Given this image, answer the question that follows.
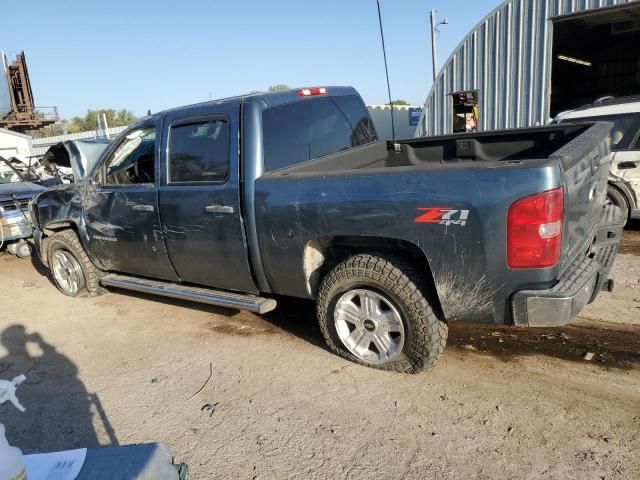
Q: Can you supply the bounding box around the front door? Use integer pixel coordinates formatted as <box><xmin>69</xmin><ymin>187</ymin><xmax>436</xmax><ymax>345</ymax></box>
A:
<box><xmin>158</xmin><ymin>104</ymin><xmax>257</xmax><ymax>293</ymax></box>
<box><xmin>84</xmin><ymin>121</ymin><xmax>178</xmax><ymax>281</ymax></box>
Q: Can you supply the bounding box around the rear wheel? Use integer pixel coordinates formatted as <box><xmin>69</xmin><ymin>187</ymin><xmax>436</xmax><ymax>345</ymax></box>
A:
<box><xmin>606</xmin><ymin>185</ymin><xmax>629</xmax><ymax>225</ymax></box>
<box><xmin>317</xmin><ymin>254</ymin><xmax>447</xmax><ymax>374</ymax></box>
<box><xmin>47</xmin><ymin>230</ymin><xmax>104</xmax><ymax>297</ymax></box>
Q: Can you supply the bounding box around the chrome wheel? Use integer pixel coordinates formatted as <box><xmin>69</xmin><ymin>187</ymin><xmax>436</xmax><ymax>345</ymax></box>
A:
<box><xmin>51</xmin><ymin>250</ymin><xmax>85</xmax><ymax>295</ymax></box>
<box><xmin>334</xmin><ymin>289</ymin><xmax>405</xmax><ymax>364</ymax></box>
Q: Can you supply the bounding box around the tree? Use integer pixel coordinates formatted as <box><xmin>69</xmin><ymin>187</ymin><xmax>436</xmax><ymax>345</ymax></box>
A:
<box><xmin>391</xmin><ymin>99</ymin><xmax>409</xmax><ymax>106</ymax></box>
<box><xmin>29</xmin><ymin>121</ymin><xmax>68</xmax><ymax>139</ymax></box>
<box><xmin>67</xmin><ymin>109</ymin><xmax>137</xmax><ymax>134</ymax></box>
<box><xmin>268</xmin><ymin>84</ymin><xmax>291</xmax><ymax>92</ymax></box>
<box><xmin>28</xmin><ymin>113</ymin><xmax>69</xmax><ymax>138</ymax></box>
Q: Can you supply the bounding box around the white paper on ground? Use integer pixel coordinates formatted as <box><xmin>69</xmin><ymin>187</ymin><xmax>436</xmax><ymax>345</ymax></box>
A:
<box><xmin>24</xmin><ymin>448</ymin><xmax>87</xmax><ymax>480</ymax></box>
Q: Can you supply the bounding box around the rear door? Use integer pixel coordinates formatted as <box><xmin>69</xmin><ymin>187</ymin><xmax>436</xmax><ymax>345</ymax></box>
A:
<box><xmin>158</xmin><ymin>103</ymin><xmax>257</xmax><ymax>293</ymax></box>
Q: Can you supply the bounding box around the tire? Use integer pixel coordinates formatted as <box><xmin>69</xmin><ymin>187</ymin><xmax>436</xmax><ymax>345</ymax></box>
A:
<box><xmin>47</xmin><ymin>229</ymin><xmax>105</xmax><ymax>297</ymax></box>
<box><xmin>607</xmin><ymin>185</ymin><xmax>629</xmax><ymax>225</ymax></box>
<box><xmin>15</xmin><ymin>241</ymin><xmax>32</xmax><ymax>259</ymax></box>
<box><xmin>317</xmin><ymin>254</ymin><xmax>448</xmax><ymax>374</ymax></box>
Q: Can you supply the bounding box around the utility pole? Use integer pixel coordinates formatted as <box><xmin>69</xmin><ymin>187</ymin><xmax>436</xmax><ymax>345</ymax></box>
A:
<box><xmin>430</xmin><ymin>10</ymin><xmax>448</xmax><ymax>82</ymax></box>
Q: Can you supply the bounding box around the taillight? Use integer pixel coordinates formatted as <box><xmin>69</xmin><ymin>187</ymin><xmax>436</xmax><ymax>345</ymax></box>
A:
<box><xmin>507</xmin><ymin>187</ymin><xmax>564</xmax><ymax>269</ymax></box>
<box><xmin>297</xmin><ymin>87</ymin><xmax>327</xmax><ymax>97</ymax></box>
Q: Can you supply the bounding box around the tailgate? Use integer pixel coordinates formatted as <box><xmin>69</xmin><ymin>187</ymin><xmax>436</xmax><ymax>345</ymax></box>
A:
<box><xmin>549</xmin><ymin>122</ymin><xmax>614</xmax><ymax>269</ymax></box>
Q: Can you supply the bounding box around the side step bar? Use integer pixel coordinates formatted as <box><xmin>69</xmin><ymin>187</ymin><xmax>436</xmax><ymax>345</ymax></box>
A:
<box><xmin>101</xmin><ymin>274</ymin><xmax>277</xmax><ymax>314</ymax></box>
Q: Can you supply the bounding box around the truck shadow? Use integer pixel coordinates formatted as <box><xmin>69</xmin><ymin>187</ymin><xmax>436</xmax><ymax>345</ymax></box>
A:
<box><xmin>620</xmin><ymin>219</ymin><xmax>640</xmax><ymax>256</ymax></box>
<box><xmin>111</xmin><ymin>290</ymin><xmax>329</xmax><ymax>351</ymax></box>
<box><xmin>29</xmin><ymin>253</ymin><xmax>638</xmax><ymax>371</ymax></box>
<box><xmin>110</xmin><ymin>290</ymin><xmax>640</xmax><ymax>370</ymax></box>
<box><xmin>446</xmin><ymin>320</ymin><xmax>640</xmax><ymax>369</ymax></box>
<box><xmin>28</xmin><ymin>251</ymin><xmax>52</xmax><ymax>278</ymax></box>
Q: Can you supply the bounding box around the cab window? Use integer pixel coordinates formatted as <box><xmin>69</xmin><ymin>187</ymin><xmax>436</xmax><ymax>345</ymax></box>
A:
<box><xmin>168</xmin><ymin>119</ymin><xmax>229</xmax><ymax>183</ymax></box>
<box><xmin>262</xmin><ymin>95</ymin><xmax>378</xmax><ymax>172</ymax></box>
<box><xmin>103</xmin><ymin>127</ymin><xmax>156</xmax><ymax>185</ymax></box>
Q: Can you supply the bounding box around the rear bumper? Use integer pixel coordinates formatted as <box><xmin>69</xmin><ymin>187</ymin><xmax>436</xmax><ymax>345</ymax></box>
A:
<box><xmin>511</xmin><ymin>205</ymin><xmax>624</xmax><ymax>327</ymax></box>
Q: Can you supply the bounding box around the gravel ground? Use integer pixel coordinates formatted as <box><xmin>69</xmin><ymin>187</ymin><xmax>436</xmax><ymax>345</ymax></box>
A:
<box><xmin>0</xmin><ymin>225</ymin><xmax>638</xmax><ymax>479</ymax></box>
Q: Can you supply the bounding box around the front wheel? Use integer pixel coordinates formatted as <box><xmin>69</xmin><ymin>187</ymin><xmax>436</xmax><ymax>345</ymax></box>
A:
<box><xmin>317</xmin><ymin>254</ymin><xmax>448</xmax><ymax>374</ymax></box>
<box><xmin>47</xmin><ymin>230</ymin><xmax>104</xmax><ymax>297</ymax></box>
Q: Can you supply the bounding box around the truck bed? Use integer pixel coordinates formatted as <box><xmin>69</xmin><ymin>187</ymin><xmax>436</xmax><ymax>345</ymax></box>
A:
<box><xmin>266</xmin><ymin>124</ymin><xmax>591</xmax><ymax>176</ymax></box>
<box><xmin>256</xmin><ymin>122</ymin><xmax>615</xmax><ymax>326</ymax></box>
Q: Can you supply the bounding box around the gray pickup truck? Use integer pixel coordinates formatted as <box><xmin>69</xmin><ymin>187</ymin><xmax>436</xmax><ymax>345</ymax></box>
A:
<box><xmin>30</xmin><ymin>87</ymin><xmax>624</xmax><ymax>373</ymax></box>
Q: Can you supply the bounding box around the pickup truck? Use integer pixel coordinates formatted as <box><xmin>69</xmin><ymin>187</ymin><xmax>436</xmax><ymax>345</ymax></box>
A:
<box><xmin>30</xmin><ymin>87</ymin><xmax>624</xmax><ymax>373</ymax></box>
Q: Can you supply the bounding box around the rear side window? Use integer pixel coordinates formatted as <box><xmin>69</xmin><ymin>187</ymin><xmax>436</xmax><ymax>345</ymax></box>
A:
<box><xmin>168</xmin><ymin>119</ymin><xmax>229</xmax><ymax>183</ymax></box>
<box><xmin>263</xmin><ymin>95</ymin><xmax>378</xmax><ymax>172</ymax></box>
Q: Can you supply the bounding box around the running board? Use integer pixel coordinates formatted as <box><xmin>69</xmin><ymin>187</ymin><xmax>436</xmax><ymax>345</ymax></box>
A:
<box><xmin>100</xmin><ymin>274</ymin><xmax>277</xmax><ymax>314</ymax></box>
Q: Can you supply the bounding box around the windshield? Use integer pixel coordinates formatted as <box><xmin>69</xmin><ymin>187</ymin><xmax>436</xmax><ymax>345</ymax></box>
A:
<box><xmin>0</xmin><ymin>159</ymin><xmax>24</xmax><ymax>185</ymax></box>
<box><xmin>563</xmin><ymin>113</ymin><xmax>640</xmax><ymax>151</ymax></box>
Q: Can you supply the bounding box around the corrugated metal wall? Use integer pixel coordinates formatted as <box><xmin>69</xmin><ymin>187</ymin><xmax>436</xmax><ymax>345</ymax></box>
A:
<box><xmin>367</xmin><ymin>105</ymin><xmax>422</xmax><ymax>140</ymax></box>
<box><xmin>416</xmin><ymin>0</ymin><xmax>637</xmax><ymax>137</ymax></box>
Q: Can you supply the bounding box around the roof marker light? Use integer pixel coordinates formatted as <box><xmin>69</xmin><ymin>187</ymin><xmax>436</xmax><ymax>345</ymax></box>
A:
<box><xmin>297</xmin><ymin>87</ymin><xmax>328</xmax><ymax>97</ymax></box>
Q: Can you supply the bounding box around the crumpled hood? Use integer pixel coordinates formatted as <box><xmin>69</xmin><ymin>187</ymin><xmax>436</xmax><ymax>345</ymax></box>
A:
<box><xmin>0</xmin><ymin>181</ymin><xmax>45</xmax><ymax>198</ymax></box>
<box><xmin>42</xmin><ymin>139</ymin><xmax>112</xmax><ymax>180</ymax></box>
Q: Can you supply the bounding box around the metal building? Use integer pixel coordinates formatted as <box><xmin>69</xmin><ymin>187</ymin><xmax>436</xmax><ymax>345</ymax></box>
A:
<box><xmin>417</xmin><ymin>0</ymin><xmax>640</xmax><ymax>136</ymax></box>
<box><xmin>0</xmin><ymin>127</ymin><xmax>32</xmax><ymax>158</ymax></box>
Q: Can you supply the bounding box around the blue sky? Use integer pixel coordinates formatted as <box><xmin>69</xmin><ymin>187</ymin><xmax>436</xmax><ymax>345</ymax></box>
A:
<box><xmin>2</xmin><ymin>0</ymin><xmax>502</xmax><ymax>119</ymax></box>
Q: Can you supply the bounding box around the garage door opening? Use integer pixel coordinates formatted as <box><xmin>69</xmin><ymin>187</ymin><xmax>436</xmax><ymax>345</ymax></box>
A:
<box><xmin>550</xmin><ymin>3</ymin><xmax>640</xmax><ymax>117</ymax></box>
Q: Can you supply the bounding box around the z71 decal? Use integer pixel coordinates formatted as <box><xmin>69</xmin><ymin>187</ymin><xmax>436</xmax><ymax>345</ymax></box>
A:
<box><xmin>415</xmin><ymin>208</ymin><xmax>470</xmax><ymax>227</ymax></box>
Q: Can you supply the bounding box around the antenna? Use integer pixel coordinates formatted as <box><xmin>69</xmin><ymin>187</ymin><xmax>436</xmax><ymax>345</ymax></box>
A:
<box><xmin>376</xmin><ymin>0</ymin><xmax>396</xmax><ymax>141</ymax></box>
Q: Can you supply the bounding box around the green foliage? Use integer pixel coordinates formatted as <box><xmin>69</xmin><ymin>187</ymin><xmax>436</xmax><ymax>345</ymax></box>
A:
<box><xmin>29</xmin><ymin>121</ymin><xmax>68</xmax><ymax>139</ymax></box>
<box><xmin>28</xmin><ymin>109</ymin><xmax>137</xmax><ymax>139</ymax></box>
<box><xmin>391</xmin><ymin>99</ymin><xmax>409</xmax><ymax>106</ymax></box>
<box><xmin>67</xmin><ymin>109</ymin><xmax>137</xmax><ymax>134</ymax></box>
<box><xmin>267</xmin><ymin>84</ymin><xmax>291</xmax><ymax>92</ymax></box>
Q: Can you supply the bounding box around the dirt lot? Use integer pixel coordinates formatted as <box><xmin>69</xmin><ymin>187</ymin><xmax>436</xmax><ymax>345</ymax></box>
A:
<box><xmin>0</xmin><ymin>226</ymin><xmax>639</xmax><ymax>479</ymax></box>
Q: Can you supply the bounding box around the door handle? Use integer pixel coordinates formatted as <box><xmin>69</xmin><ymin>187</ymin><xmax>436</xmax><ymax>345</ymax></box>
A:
<box><xmin>617</xmin><ymin>161</ymin><xmax>637</xmax><ymax>170</ymax></box>
<box><xmin>132</xmin><ymin>204</ymin><xmax>155</xmax><ymax>212</ymax></box>
<box><xmin>205</xmin><ymin>205</ymin><xmax>234</xmax><ymax>214</ymax></box>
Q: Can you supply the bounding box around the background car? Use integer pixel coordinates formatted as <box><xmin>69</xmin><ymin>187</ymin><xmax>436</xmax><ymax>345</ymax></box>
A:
<box><xmin>555</xmin><ymin>96</ymin><xmax>640</xmax><ymax>224</ymax></box>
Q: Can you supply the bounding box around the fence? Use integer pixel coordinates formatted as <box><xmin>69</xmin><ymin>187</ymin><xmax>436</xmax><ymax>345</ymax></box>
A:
<box><xmin>31</xmin><ymin>126</ymin><xmax>127</xmax><ymax>156</ymax></box>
